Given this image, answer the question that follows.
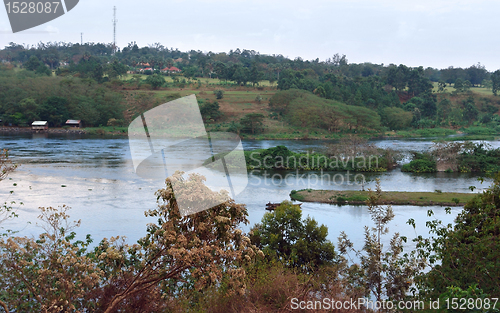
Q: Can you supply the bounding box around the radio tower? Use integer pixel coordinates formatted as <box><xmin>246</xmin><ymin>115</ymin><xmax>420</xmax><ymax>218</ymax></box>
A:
<box><xmin>112</xmin><ymin>6</ymin><xmax>117</xmax><ymax>54</ymax></box>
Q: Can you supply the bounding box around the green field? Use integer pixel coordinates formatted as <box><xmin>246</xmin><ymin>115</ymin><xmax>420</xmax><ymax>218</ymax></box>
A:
<box><xmin>290</xmin><ymin>189</ymin><xmax>477</xmax><ymax>206</ymax></box>
<box><xmin>432</xmin><ymin>81</ymin><xmax>494</xmax><ymax>96</ymax></box>
<box><xmin>120</xmin><ymin>74</ymin><xmax>276</xmax><ymax>87</ymax></box>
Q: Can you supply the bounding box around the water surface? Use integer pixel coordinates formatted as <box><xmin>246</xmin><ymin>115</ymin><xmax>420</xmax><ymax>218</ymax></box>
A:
<box><xmin>0</xmin><ymin>133</ymin><xmax>493</xmax><ymax>252</ymax></box>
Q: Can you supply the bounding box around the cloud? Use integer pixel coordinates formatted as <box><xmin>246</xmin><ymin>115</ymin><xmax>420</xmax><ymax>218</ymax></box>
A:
<box><xmin>44</xmin><ymin>25</ymin><xmax>59</xmax><ymax>34</ymax></box>
<box><xmin>359</xmin><ymin>0</ymin><xmax>492</xmax><ymax>13</ymax></box>
<box><xmin>0</xmin><ymin>0</ymin><xmax>499</xmax><ymax>70</ymax></box>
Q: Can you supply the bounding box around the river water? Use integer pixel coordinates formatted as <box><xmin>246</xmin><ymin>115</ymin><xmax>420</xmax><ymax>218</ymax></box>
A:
<box><xmin>0</xmin><ymin>133</ymin><xmax>495</xmax><ymax>252</ymax></box>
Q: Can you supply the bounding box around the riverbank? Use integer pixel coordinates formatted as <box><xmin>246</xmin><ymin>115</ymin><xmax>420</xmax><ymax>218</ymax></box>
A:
<box><xmin>2</xmin><ymin>125</ymin><xmax>498</xmax><ymax>141</ymax></box>
<box><xmin>0</xmin><ymin>126</ymin><xmax>86</xmax><ymax>134</ymax></box>
<box><xmin>290</xmin><ymin>189</ymin><xmax>477</xmax><ymax>206</ymax></box>
<box><xmin>0</xmin><ymin>126</ymin><xmax>127</xmax><ymax>136</ymax></box>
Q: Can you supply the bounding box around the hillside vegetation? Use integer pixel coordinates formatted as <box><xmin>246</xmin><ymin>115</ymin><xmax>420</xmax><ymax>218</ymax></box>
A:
<box><xmin>1</xmin><ymin>42</ymin><xmax>500</xmax><ymax>140</ymax></box>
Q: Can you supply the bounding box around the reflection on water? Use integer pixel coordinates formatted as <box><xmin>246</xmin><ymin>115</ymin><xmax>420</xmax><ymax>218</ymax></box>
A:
<box><xmin>0</xmin><ymin>133</ymin><xmax>494</xmax><ymax>250</ymax></box>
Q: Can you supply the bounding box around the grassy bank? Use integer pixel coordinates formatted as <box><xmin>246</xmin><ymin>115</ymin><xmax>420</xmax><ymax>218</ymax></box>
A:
<box><xmin>290</xmin><ymin>189</ymin><xmax>476</xmax><ymax>206</ymax></box>
<box><xmin>384</xmin><ymin>126</ymin><xmax>500</xmax><ymax>141</ymax></box>
<box><xmin>83</xmin><ymin>126</ymin><xmax>128</xmax><ymax>136</ymax></box>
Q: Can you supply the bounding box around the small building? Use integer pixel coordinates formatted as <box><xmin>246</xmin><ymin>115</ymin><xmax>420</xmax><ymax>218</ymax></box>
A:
<box><xmin>32</xmin><ymin>121</ymin><xmax>48</xmax><ymax>131</ymax></box>
<box><xmin>169</xmin><ymin>66</ymin><xmax>181</xmax><ymax>73</ymax></box>
<box><xmin>161</xmin><ymin>66</ymin><xmax>182</xmax><ymax>74</ymax></box>
<box><xmin>65</xmin><ymin>120</ymin><xmax>82</xmax><ymax>128</ymax></box>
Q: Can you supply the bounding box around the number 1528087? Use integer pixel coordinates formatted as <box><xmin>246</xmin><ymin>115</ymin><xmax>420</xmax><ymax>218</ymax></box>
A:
<box><xmin>5</xmin><ymin>2</ymin><xmax>61</xmax><ymax>14</ymax></box>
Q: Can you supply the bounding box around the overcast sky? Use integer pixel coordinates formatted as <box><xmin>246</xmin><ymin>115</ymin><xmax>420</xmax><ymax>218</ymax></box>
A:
<box><xmin>1</xmin><ymin>0</ymin><xmax>498</xmax><ymax>70</ymax></box>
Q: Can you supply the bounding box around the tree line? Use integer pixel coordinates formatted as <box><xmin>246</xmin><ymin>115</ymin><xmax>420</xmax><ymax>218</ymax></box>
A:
<box><xmin>2</xmin><ymin>41</ymin><xmax>500</xmax><ymax>91</ymax></box>
<box><xmin>0</xmin><ymin>65</ymin><xmax>124</xmax><ymax>127</ymax></box>
<box><xmin>3</xmin><ymin>41</ymin><xmax>500</xmax><ymax>133</ymax></box>
<box><xmin>274</xmin><ymin>66</ymin><xmax>500</xmax><ymax>131</ymax></box>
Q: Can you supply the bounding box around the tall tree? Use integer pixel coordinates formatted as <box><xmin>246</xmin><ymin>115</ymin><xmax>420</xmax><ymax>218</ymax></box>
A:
<box><xmin>466</xmin><ymin>63</ymin><xmax>487</xmax><ymax>87</ymax></box>
<box><xmin>39</xmin><ymin>96</ymin><xmax>70</xmax><ymax>126</ymax></box>
<box><xmin>213</xmin><ymin>61</ymin><xmax>227</xmax><ymax>80</ymax></box>
<box><xmin>106</xmin><ymin>61</ymin><xmax>128</xmax><ymax>79</ymax></box>
<box><xmin>240</xmin><ymin>113</ymin><xmax>264</xmax><ymax>134</ymax></box>
<box><xmin>18</xmin><ymin>98</ymin><xmax>40</xmax><ymax>122</ymax></box>
<box><xmin>462</xmin><ymin>96</ymin><xmax>478</xmax><ymax>125</ymax></box>
<box><xmin>249</xmin><ymin>63</ymin><xmax>263</xmax><ymax>86</ymax></box>
<box><xmin>491</xmin><ymin>70</ymin><xmax>500</xmax><ymax>96</ymax></box>
<box><xmin>145</xmin><ymin>74</ymin><xmax>165</xmax><ymax>90</ymax></box>
<box><xmin>407</xmin><ymin>67</ymin><xmax>433</xmax><ymax>97</ymax></box>
<box><xmin>24</xmin><ymin>55</ymin><xmax>42</xmax><ymax>71</ymax></box>
<box><xmin>437</xmin><ymin>98</ymin><xmax>452</xmax><ymax>125</ymax></box>
<box><xmin>250</xmin><ymin>201</ymin><xmax>336</xmax><ymax>269</ymax></box>
<box><xmin>338</xmin><ymin>179</ymin><xmax>418</xmax><ymax>302</ymax></box>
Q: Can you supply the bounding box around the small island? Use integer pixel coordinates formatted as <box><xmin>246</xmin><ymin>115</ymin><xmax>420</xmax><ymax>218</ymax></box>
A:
<box><xmin>290</xmin><ymin>189</ymin><xmax>476</xmax><ymax>206</ymax></box>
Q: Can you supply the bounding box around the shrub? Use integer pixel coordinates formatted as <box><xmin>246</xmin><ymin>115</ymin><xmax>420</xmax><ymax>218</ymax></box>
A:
<box><xmin>414</xmin><ymin>174</ymin><xmax>500</xmax><ymax>299</ymax></box>
<box><xmin>401</xmin><ymin>152</ymin><xmax>437</xmax><ymax>173</ymax></box>
<box><xmin>214</xmin><ymin>89</ymin><xmax>224</xmax><ymax>99</ymax></box>
<box><xmin>336</xmin><ymin>196</ymin><xmax>347</xmax><ymax>205</ymax></box>
<box><xmin>199</xmin><ymin>100</ymin><xmax>222</xmax><ymax>122</ymax></box>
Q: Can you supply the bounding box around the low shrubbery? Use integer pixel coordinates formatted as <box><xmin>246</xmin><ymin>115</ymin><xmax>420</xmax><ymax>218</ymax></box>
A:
<box><xmin>401</xmin><ymin>152</ymin><xmax>437</xmax><ymax>173</ymax></box>
<box><xmin>403</xmin><ymin>142</ymin><xmax>500</xmax><ymax>173</ymax></box>
<box><xmin>244</xmin><ymin>145</ymin><xmax>394</xmax><ymax>172</ymax></box>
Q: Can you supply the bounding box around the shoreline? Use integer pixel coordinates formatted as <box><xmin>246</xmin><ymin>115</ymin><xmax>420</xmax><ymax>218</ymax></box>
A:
<box><xmin>1</xmin><ymin>126</ymin><xmax>498</xmax><ymax>141</ymax></box>
<box><xmin>0</xmin><ymin>126</ymin><xmax>128</xmax><ymax>136</ymax></box>
<box><xmin>0</xmin><ymin>126</ymin><xmax>86</xmax><ymax>135</ymax></box>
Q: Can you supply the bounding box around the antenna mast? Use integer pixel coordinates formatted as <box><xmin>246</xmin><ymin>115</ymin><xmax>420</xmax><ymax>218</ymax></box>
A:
<box><xmin>81</xmin><ymin>33</ymin><xmax>83</xmax><ymax>45</ymax></box>
<box><xmin>112</xmin><ymin>6</ymin><xmax>117</xmax><ymax>54</ymax></box>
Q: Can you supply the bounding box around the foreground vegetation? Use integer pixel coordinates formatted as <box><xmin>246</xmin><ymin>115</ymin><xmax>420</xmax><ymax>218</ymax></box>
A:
<box><xmin>0</xmin><ymin>170</ymin><xmax>260</xmax><ymax>312</ymax></box>
<box><xmin>1</xmin><ymin>151</ymin><xmax>500</xmax><ymax>311</ymax></box>
<box><xmin>2</xmin><ymin>41</ymin><xmax>500</xmax><ymax>311</ymax></box>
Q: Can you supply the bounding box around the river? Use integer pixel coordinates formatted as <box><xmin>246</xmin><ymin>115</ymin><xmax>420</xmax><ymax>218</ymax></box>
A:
<box><xmin>0</xmin><ymin>133</ymin><xmax>495</xmax><ymax>253</ymax></box>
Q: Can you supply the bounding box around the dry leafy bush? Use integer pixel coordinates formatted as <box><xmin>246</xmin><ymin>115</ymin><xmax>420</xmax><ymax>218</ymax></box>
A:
<box><xmin>0</xmin><ymin>149</ymin><xmax>16</xmax><ymax>182</ymax></box>
<box><xmin>0</xmin><ymin>206</ymin><xmax>102</xmax><ymax>312</ymax></box>
<box><xmin>0</xmin><ymin>172</ymin><xmax>260</xmax><ymax>313</ymax></box>
<box><xmin>178</xmin><ymin>261</ymin><xmax>367</xmax><ymax>313</ymax></box>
